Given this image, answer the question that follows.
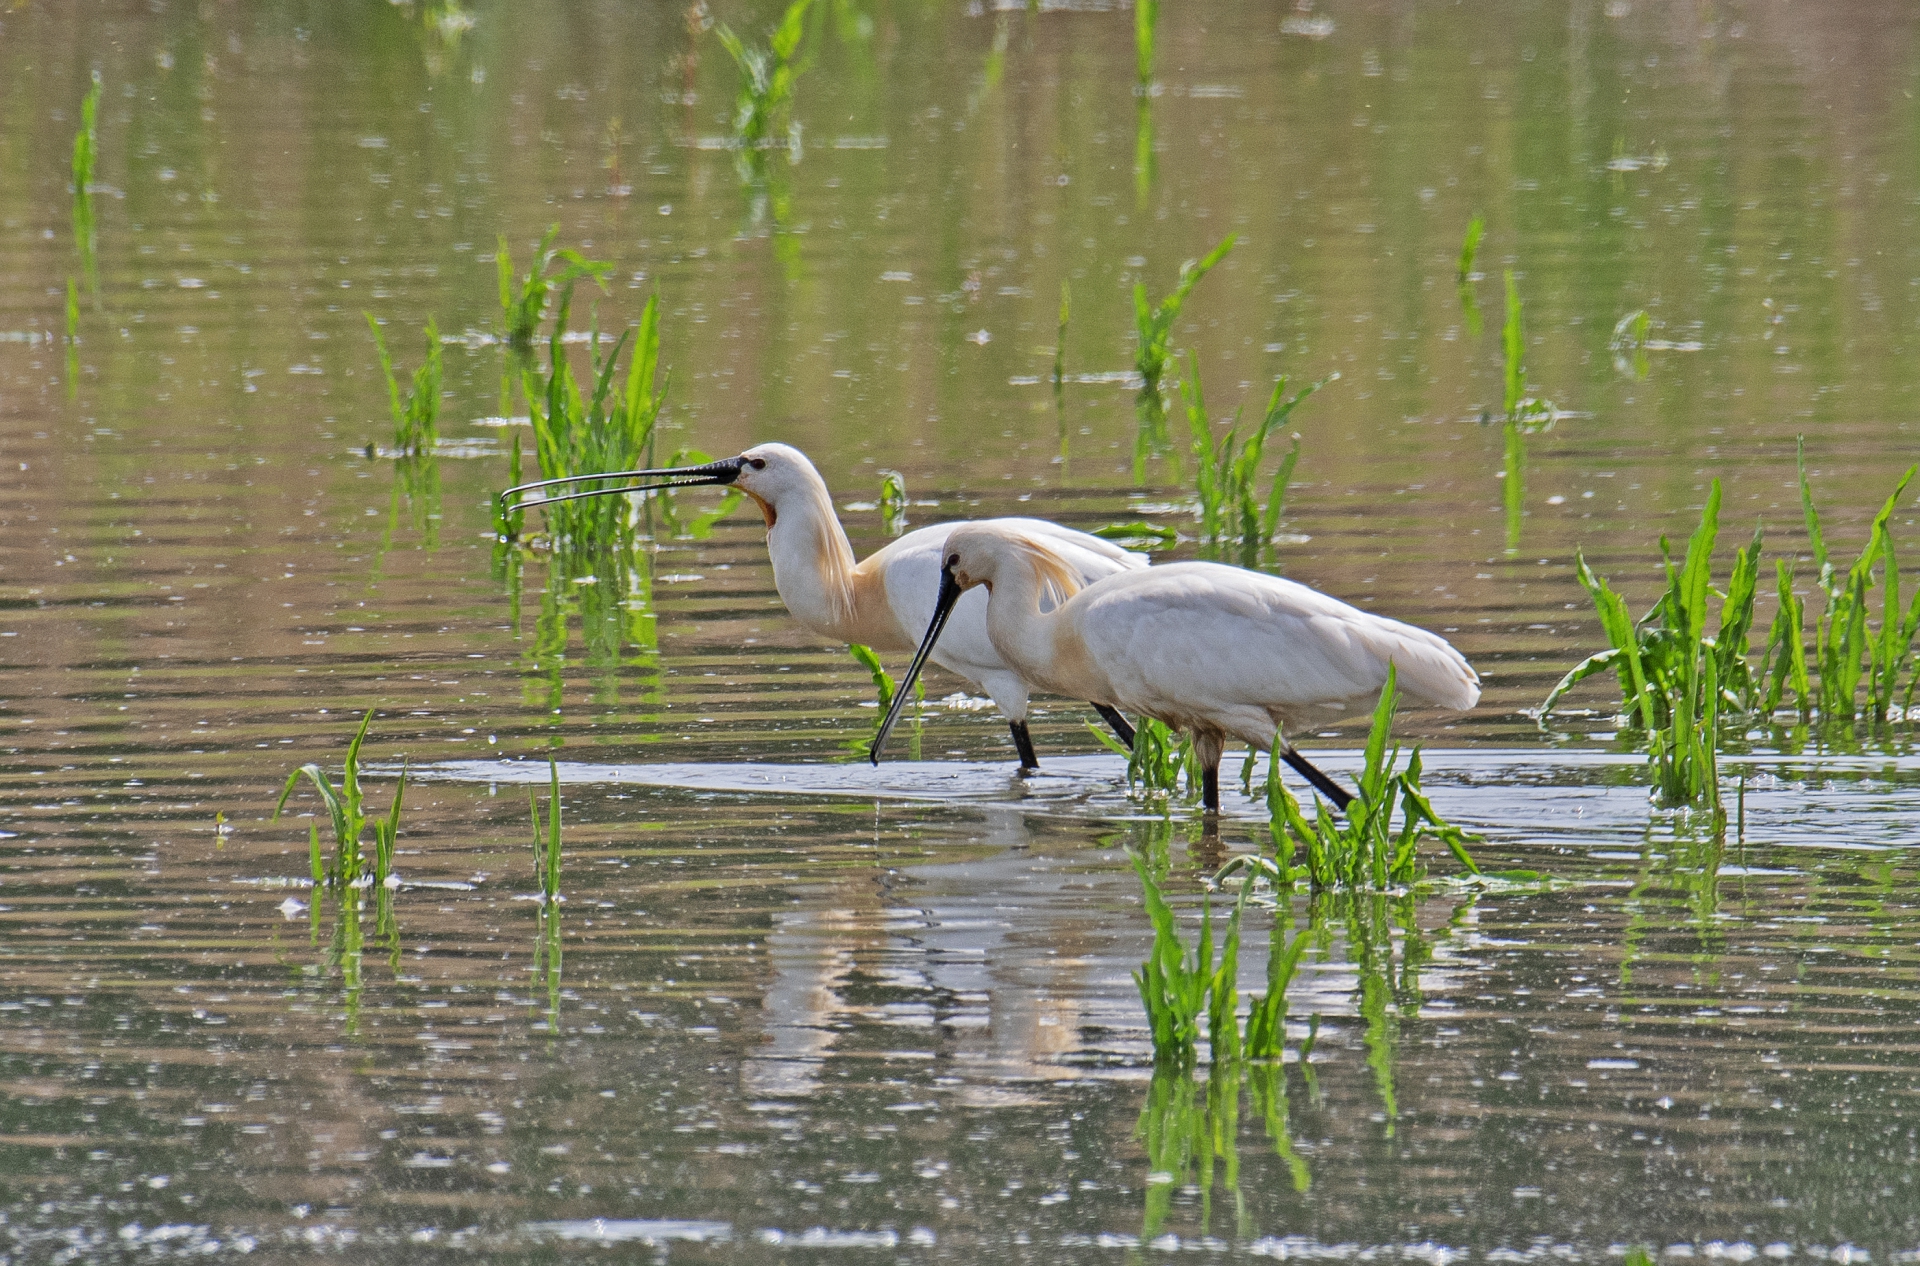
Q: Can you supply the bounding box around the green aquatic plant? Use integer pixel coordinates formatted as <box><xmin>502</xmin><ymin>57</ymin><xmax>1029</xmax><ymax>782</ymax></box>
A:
<box><xmin>71</xmin><ymin>71</ymin><xmax>102</xmax><ymax>293</ymax></box>
<box><xmin>497</xmin><ymin>225</ymin><xmax>614</xmax><ymax>350</ymax></box>
<box><xmin>1135</xmin><ymin>233</ymin><xmax>1235</xmax><ymax>409</ymax></box>
<box><xmin>716</xmin><ymin>0</ymin><xmax>814</xmax><ymax>165</ymax></box>
<box><xmin>1091</xmin><ymin>520</ymin><xmax>1179</xmax><ymax>552</ymax></box>
<box><xmin>365</xmin><ymin>313</ymin><xmax>442</xmax><ymax>456</ymax></box>
<box><xmin>848</xmin><ymin>643</ymin><xmax>896</xmax><ymax>710</ymax></box>
<box><xmin>1610</xmin><ymin>308</ymin><xmax>1652</xmax><ymax>380</ymax></box>
<box><xmin>1052</xmin><ymin>280</ymin><xmax>1071</xmax><ymax>407</ymax></box>
<box><xmin>1787</xmin><ymin>439</ymin><xmax>1920</xmax><ymax>729</ymax></box>
<box><xmin>1130</xmin><ymin>850</ymin><xmax>1245</xmax><ymax>1066</ymax></box>
<box><xmin>273</xmin><ymin>709</ymin><xmax>409</xmax><ymax>888</ymax></box>
<box><xmin>1497</xmin><ymin>269</ymin><xmax>1558</xmax><ymax>554</ymax></box>
<box><xmin>1500</xmin><ymin>270</ymin><xmax>1555</xmax><ymax>425</ymax></box>
<box><xmin>518</xmin><ymin>284</ymin><xmax>671</xmax><ymax>544</ymax></box>
<box><xmin>1181</xmin><ymin>354</ymin><xmax>1329</xmax><ymax>569</ymax></box>
<box><xmin>530</xmin><ymin>757</ymin><xmax>563</xmax><ymax>902</ymax></box>
<box><xmin>1264</xmin><ymin>669</ymin><xmax>1483</xmax><ymax>886</ymax></box>
<box><xmin>878</xmin><ymin>469</ymin><xmax>908</xmax><ymax>536</ymax></box>
<box><xmin>1455</xmin><ymin>214</ymin><xmax>1484</xmax><ymax>338</ymax></box>
<box><xmin>1091</xmin><ymin>715</ymin><xmax>1200</xmax><ymax>801</ymax></box>
<box><xmin>1543</xmin><ymin>482</ymin><xmax>1758</xmax><ymax>811</ymax></box>
<box><xmin>71</xmin><ymin>72</ymin><xmax>101</xmax><ymax>197</ymax></box>
<box><xmin>1132</xmin><ymin>0</ymin><xmax>1159</xmax><ymax>202</ymax></box>
<box><xmin>64</xmin><ymin>277</ymin><xmax>81</xmax><ymax>394</ymax></box>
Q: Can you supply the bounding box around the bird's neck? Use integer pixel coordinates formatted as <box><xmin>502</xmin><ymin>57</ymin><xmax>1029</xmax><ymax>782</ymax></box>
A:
<box><xmin>764</xmin><ymin>473</ymin><xmax>883</xmax><ymax>645</ymax></box>
<box><xmin>983</xmin><ymin>554</ymin><xmax>1108</xmax><ymax>703</ymax></box>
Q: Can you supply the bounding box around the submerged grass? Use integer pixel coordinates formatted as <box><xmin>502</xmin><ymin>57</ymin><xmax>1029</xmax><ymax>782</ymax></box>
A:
<box><xmin>1180</xmin><ymin>353</ymin><xmax>1330</xmax><ymax>569</ymax></box>
<box><xmin>498</xmin><ymin>225</ymin><xmax>614</xmax><ymax>350</ymax></box>
<box><xmin>365</xmin><ymin>313</ymin><xmax>442</xmax><ymax>456</ymax></box>
<box><xmin>272</xmin><ymin>709</ymin><xmax>408</xmax><ymax>889</ymax></box>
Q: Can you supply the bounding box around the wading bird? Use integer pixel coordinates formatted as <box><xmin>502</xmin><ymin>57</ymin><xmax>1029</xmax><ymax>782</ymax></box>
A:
<box><xmin>870</xmin><ymin>523</ymin><xmax>1479</xmax><ymax>812</ymax></box>
<box><xmin>500</xmin><ymin>443</ymin><xmax>1147</xmax><ymax>769</ymax></box>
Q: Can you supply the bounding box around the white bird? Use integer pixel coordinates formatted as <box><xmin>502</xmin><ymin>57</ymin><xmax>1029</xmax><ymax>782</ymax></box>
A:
<box><xmin>871</xmin><ymin>523</ymin><xmax>1480</xmax><ymax>811</ymax></box>
<box><xmin>500</xmin><ymin>442</ymin><xmax>1147</xmax><ymax>768</ymax></box>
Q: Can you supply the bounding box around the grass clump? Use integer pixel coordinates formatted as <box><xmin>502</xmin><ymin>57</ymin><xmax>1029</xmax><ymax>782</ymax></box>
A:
<box><xmin>1132</xmin><ymin>0</ymin><xmax>1159</xmax><ymax>202</ymax></box>
<box><xmin>498</xmin><ymin>226</ymin><xmax>613</xmax><ymax>350</ymax></box>
<box><xmin>1544</xmin><ymin>482</ymin><xmax>1760</xmax><ymax>810</ymax></box>
<box><xmin>365</xmin><ymin>314</ymin><xmax>442</xmax><ymax>456</ymax></box>
<box><xmin>273</xmin><ymin>709</ymin><xmax>409</xmax><ymax>889</ymax></box>
<box><xmin>1784</xmin><ymin>440</ymin><xmax>1920</xmax><ymax>728</ymax></box>
<box><xmin>1091</xmin><ymin>715</ymin><xmax>1201</xmax><ymax>801</ymax></box>
<box><xmin>1180</xmin><ymin>354</ymin><xmax>1331</xmax><ymax>569</ymax></box>
<box><xmin>716</xmin><ymin>0</ymin><xmax>814</xmax><ymax>166</ymax></box>
<box><xmin>516</xmin><ymin>280</ymin><xmax>671</xmax><ymax>544</ymax></box>
<box><xmin>1265</xmin><ymin>668</ymin><xmax>1483</xmax><ymax>887</ymax></box>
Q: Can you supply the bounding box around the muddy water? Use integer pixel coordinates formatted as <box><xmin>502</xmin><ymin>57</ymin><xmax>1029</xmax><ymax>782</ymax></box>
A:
<box><xmin>5</xmin><ymin>0</ymin><xmax>1920</xmax><ymax>1259</ymax></box>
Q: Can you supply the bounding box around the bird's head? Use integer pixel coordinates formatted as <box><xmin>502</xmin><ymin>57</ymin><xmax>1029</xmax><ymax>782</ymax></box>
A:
<box><xmin>493</xmin><ymin>440</ymin><xmax>821</xmax><ymax>528</ymax></box>
<box><xmin>725</xmin><ymin>442</ymin><xmax>818</xmax><ymax>528</ymax></box>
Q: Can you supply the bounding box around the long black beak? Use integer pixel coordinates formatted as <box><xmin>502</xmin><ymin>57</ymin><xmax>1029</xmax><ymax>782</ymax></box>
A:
<box><xmin>869</xmin><ymin>562</ymin><xmax>965</xmax><ymax>766</ymax></box>
<box><xmin>497</xmin><ymin>457</ymin><xmax>746</xmax><ymax>517</ymax></box>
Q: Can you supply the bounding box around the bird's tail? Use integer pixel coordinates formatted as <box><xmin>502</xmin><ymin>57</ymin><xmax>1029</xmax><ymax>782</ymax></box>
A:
<box><xmin>1360</xmin><ymin>624</ymin><xmax>1481</xmax><ymax>711</ymax></box>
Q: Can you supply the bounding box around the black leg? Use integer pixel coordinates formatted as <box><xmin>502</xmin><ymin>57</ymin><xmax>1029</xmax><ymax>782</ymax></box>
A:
<box><xmin>1091</xmin><ymin>703</ymin><xmax>1135</xmax><ymax>749</ymax></box>
<box><xmin>1201</xmin><ymin>762</ymin><xmax>1220</xmax><ymax>813</ymax></box>
<box><xmin>1009</xmin><ymin>720</ymin><xmax>1040</xmax><ymax>771</ymax></box>
<box><xmin>1281</xmin><ymin>748</ymin><xmax>1355</xmax><ymax>812</ymax></box>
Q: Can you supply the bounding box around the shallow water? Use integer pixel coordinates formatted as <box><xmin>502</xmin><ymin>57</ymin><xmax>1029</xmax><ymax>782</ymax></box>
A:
<box><xmin>6</xmin><ymin>0</ymin><xmax>1920</xmax><ymax>1259</ymax></box>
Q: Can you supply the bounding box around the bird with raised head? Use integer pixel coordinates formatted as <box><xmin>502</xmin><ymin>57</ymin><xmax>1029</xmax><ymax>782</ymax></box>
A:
<box><xmin>500</xmin><ymin>442</ymin><xmax>1148</xmax><ymax>769</ymax></box>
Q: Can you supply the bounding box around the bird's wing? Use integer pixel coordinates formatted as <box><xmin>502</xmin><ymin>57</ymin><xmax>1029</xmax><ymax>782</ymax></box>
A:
<box><xmin>1074</xmin><ymin>564</ymin><xmax>1479</xmax><ymax>721</ymax></box>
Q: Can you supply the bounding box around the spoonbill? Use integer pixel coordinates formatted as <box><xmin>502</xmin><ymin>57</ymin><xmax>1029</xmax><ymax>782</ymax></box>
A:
<box><xmin>869</xmin><ymin>523</ymin><xmax>1480</xmax><ymax>812</ymax></box>
<box><xmin>500</xmin><ymin>442</ymin><xmax>1146</xmax><ymax>769</ymax></box>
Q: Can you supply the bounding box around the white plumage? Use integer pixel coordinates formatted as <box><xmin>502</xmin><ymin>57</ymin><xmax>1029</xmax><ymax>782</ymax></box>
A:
<box><xmin>877</xmin><ymin>523</ymin><xmax>1479</xmax><ymax>809</ymax></box>
<box><xmin>715</xmin><ymin>444</ymin><xmax>1147</xmax><ymax>756</ymax></box>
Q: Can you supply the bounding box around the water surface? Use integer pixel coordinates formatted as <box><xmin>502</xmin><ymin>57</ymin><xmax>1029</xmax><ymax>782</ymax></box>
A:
<box><xmin>5</xmin><ymin>0</ymin><xmax>1920</xmax><ymax>1258</ymax></box>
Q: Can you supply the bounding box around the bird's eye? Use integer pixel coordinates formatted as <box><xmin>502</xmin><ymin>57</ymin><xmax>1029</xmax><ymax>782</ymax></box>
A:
<box><xmin>747</xmin><ymin>457</ymin><xmax>766</xmax><ymax>470</ymax></box>
<box><xmin>947</xmin><ymin>553</ymin><xmax>960</xmax><ymax>568</ymax></box>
